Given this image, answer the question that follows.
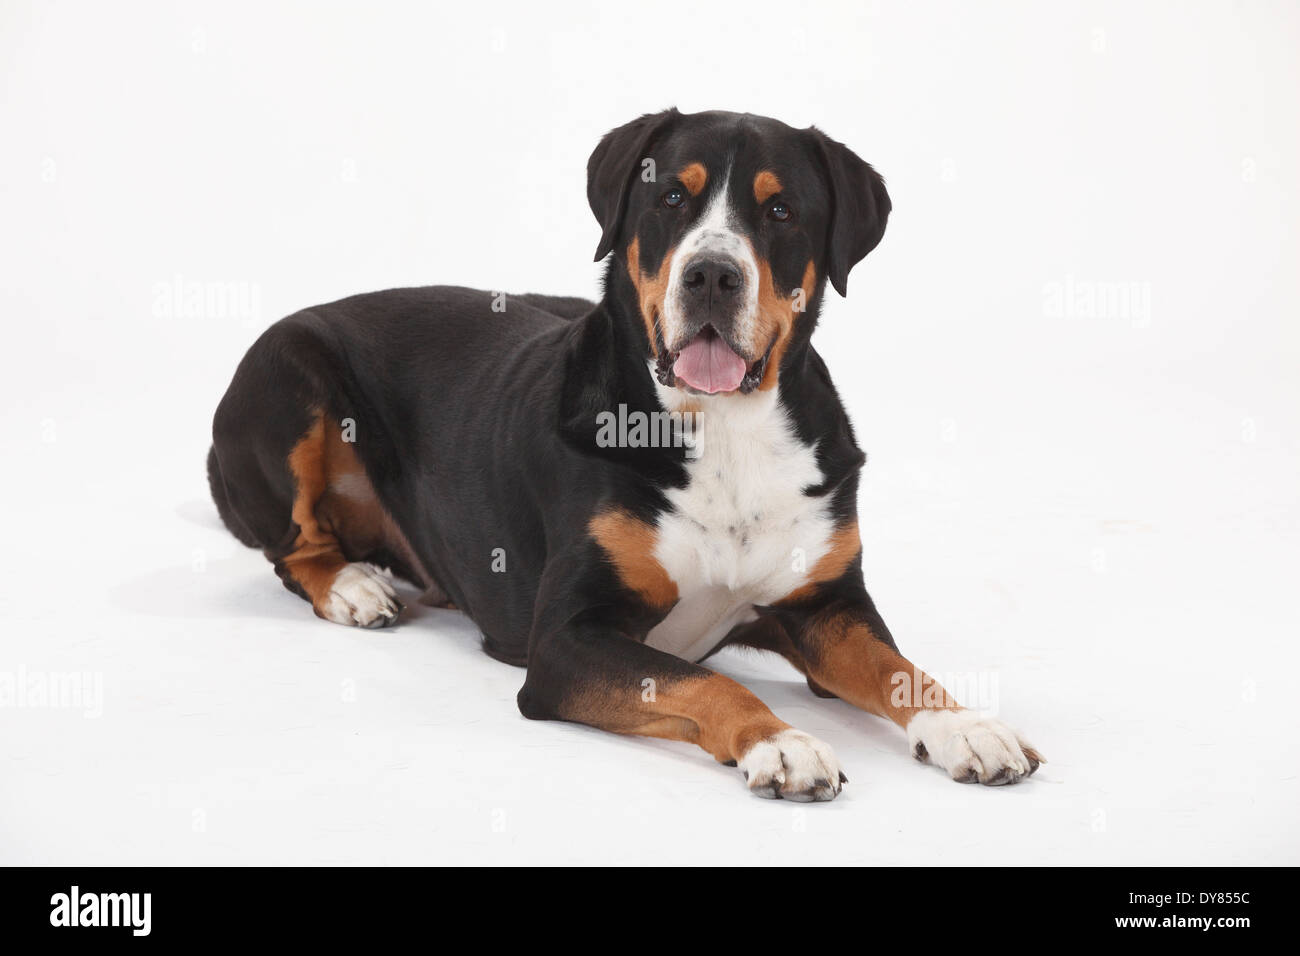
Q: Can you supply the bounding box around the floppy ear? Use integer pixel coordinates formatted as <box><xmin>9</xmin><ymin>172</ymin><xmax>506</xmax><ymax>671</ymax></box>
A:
<box><xmin>810</xmin><ymin>128</ymin><xmax>892</xmax><ymax>296</ymax></box>
<box><xmin>587</xmin><ymin>109</ymin><xmax>680</xmax><ymax>262</ymax></box>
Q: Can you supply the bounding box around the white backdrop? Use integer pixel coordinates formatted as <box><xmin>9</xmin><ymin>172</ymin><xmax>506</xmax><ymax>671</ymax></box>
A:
<box><xmin>2</xmin><ymin>0</ymin><xmax>1297</xmax><ymax>864</ymax></box>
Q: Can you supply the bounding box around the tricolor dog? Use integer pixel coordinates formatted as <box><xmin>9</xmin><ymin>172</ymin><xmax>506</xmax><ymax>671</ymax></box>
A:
<box><xmin>209</xmin><ymin>109</ymin><xmax>1042</xmax><ymax>800</ymax></box>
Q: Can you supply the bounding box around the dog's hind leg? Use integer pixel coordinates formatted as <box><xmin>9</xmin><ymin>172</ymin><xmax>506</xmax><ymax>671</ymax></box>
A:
<box><xmin>275</xmin><ymin>413</ymin><xmax>402</xmax><ymax>628</ymax></box>
<box><xmin>210</xmin><ymin>325</ymin><xmax>403</xmax><ymax>628</ymax></box>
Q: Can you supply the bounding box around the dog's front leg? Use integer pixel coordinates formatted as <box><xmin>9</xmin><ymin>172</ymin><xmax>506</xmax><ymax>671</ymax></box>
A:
<box><xmin>517</xmin><ymin>609</ymin><xmax>845</xmax><ymax>801</ymax></box>
<box><xmin>781</xmin><ymin>596</ymin><xmax>1044</xmax><ymax>786</ymax></box>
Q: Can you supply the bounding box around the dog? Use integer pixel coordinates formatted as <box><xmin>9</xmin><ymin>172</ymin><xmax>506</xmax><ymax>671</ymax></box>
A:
<box><xmin>208</xmin><ymin>108</ymin><xmax>1042</xmax><ymax>800</ymax></box>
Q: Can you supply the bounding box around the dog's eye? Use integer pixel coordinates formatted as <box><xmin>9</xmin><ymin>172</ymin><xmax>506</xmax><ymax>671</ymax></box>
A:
<box><xmin>662</xmin><ymin>188</ymin><xmax>686</xmax><ymax>209</ymax></box>
<box><xmin>768</xmin><ymin>202</ymin><xmax>792</xmax><ymax>222</ymax></box>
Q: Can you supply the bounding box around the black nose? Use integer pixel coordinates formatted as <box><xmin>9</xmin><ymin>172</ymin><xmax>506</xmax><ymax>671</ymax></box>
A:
<box><xmin>682</xmin><ymin>257</ymin><xmax>743</xmax><ymax>302</ymax></box>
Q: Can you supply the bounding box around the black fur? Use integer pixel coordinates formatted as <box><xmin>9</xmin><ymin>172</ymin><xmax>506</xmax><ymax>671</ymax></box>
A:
<box><xmin>210</xmin><ymin>109</ymin><xmax>893</xmax><ymax>716</ymax></box>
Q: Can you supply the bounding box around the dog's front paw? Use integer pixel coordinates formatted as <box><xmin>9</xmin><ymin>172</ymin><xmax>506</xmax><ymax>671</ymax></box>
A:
<box><xmin>738</xmin><ymin>729</ymin><xmax>846</xmax><ymax>802</ymax></box>
<box><xmin>907</xmin><ymin>710</ymin><xmax>1042</xmax><ymax>786</ymax></box>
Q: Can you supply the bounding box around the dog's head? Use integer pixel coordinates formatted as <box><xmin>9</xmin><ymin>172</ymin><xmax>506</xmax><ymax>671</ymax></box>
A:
<box><xmin>589</xmin><ymin>108</ymin><xmax>890</xmax><ymax>397</ymax></box>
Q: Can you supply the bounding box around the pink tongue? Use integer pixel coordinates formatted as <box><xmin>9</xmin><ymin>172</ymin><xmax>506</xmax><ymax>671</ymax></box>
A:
<box><xmin>672</xmin><ymin>334</ymin><xmax>748</xmax><ymax>394</ymax></box>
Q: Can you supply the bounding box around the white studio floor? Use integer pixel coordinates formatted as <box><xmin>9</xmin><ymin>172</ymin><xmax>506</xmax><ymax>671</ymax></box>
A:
<box><xmin>3</xmin><ymin>0</ymin><xmax>1298</xmax><ymax>866</ymax></box>
<box><xmin>1</xmin><ymin>333</ymin><xmax>1295</xmax><ymax>865</ymax></box>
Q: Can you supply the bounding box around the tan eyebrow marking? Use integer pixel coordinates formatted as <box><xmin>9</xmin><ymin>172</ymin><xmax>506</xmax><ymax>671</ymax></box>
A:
<box><xmin>677</xmin><ymin>162</ymin><xmax>708</xmax><ymax>196</ymax></box>
<box><xmin>753</xmin><ymin>170</ymin><xmax>782</xmax><ymax>204</ymax></box>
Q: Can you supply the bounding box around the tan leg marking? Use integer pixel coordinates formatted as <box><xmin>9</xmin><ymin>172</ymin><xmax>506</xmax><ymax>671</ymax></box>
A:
<box><xmin>799</xmin><ymin>608</ymin><xmax>960</xmax><ymax>729</ymax></box>
<box><xmin>282</xmin><ymin>412</ymin><xmax>435</xmax><ymax>624</ymax></box>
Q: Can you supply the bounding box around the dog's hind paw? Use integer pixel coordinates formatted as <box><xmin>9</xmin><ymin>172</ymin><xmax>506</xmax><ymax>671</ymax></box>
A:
<box><xmin>317</xmin><ymin>563</ymin><xmax>402</xmax><ymax>628</ymax></box>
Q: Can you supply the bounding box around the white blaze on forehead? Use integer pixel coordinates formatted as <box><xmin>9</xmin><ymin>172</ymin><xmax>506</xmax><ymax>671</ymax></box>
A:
<box><xmin>662</xmin><ymin>168</ymin><xmax>761</xmax><ymax>354</ymax></box>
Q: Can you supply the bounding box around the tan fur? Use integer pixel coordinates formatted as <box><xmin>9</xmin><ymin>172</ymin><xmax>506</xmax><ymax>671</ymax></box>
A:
<box><xmin>282</xmin><ymin>411</ymin><xmax>437</xmax><ymax>615</ymax></box>
<box><xmin>589</xmin><ymin>508</ymin><xmax>678</xmax><ymax>609</ymax></box>
<box><xmin>753</xmin><ymin>170</ymin><xmax>782</xmax><ymax>204</ymax></box>
<box><xmin>625</xmin><ymin>236</ymin><xmax>676</xmax><ymax>357</ymax></box>
<box><xmin>753</xmin><ymin>258</ymin><xmax>817</xmax><ymax>391</ymax></box>
<box><xmin>678</xmin><ymin>162</ymin><xmax>708</xmax><ymax>196</ymax></box>
<box><xmin>778</xmin><ymin>519</ymin><xmax>862</xmax><ymax>604</ymax></box>
<box><xmin>567</xmin><ymin>671</ymin><xmax>789</xmax><ymax>764</ymax></box>
<box><xmin>799</xmin><ymin>608</ymin><xmax>962</xmax><ymax>728</ymax></box>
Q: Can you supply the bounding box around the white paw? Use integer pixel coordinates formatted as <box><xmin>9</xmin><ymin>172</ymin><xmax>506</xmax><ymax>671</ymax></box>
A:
<box><xmin>738</xmin><ymin>729</ymin><xmax>845</xmax><ymax>802</ymax></box>
<box><xmin>907</xmin><ymin>709</ymin><xmax>1043</xmax><ymax>785</ymax></box>
<box><xmin>318</xmin><ymin>563</ymin><xmax>401</xmax><ymax>628</ymax></box>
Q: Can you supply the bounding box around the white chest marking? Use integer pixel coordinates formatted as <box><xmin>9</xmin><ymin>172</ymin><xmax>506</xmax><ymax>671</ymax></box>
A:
<box><xmin>644</xmin><ymin>385</ymin><xmax>837</xmax><ymax>662</ymax></box>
